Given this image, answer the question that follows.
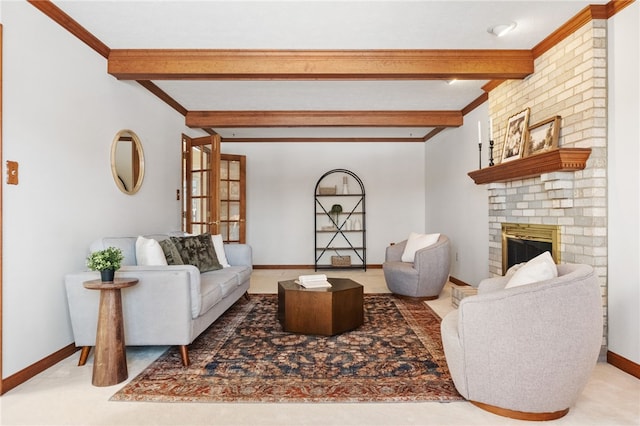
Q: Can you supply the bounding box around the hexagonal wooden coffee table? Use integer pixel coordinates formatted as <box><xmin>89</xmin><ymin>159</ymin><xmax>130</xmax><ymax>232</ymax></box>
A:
<box><xmin>277</xmin><ymin>277</ymin><xmax>364</xmax><ymax>336</ymax></box>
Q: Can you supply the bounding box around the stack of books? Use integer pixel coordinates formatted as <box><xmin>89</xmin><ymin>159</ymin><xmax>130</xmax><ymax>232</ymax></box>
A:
<box><xmin>295</xmin><ymin>274</ymin><xmax>332</xmax><ymax>288</ymax></box>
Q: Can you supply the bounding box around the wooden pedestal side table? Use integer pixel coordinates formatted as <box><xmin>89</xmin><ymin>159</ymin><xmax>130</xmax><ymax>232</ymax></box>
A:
<box><xmin>83</xmin><ymin>278</ymin><xmax>138</xmax><ymax>387</ymax></box>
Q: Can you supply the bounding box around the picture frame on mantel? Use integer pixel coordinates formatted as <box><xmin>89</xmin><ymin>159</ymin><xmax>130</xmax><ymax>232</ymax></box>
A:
<box><xmin>500</xmin><ymin>108</ymin><xmax>530</xmax><ymax>163</ymax></box>
<box><xmin>524</xmin><ymin>115</ymin><xmax>561</xmax><ymax>157</ymax></box>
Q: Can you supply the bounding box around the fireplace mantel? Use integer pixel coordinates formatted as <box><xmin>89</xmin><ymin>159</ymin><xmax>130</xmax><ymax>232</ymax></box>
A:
<box><xmin>468</xmin><ymin>148</ymin><xmax>592</xmax><ymax>185</ymax></box>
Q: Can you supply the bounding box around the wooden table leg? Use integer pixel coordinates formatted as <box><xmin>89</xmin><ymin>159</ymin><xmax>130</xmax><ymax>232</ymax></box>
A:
<box><xmin>92</xmin><ymin>288</ymin><xmax>128</xmax><ymax>386</ymax></box>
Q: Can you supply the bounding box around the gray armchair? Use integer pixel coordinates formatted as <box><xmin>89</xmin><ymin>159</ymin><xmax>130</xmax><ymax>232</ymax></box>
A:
<box><xmin>382</xmin><ymin>234</ymin><xmax>451</xmax><ymax>299</ymax></box>
<box><xmin>440</xmin><ymin>263</ymin><xmax>603</xmax><ymax>420</ymax></box>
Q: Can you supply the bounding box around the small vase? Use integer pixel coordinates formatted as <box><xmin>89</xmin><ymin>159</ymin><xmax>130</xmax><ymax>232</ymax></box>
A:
<box><xmin>100</xmin><ymin>269</ymin><xmax>115</xmax><ymax>282</ymax></box>
<box><xmin>342</xmin><ymin>176</ymin><xmax>349</xmax><ymax>194</ymax></box>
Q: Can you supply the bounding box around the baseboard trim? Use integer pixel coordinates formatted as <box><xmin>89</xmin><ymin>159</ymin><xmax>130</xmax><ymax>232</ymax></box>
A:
<box><xmin>1</xmin><ymin>343</ymin><xmax>79</xmax><ymax>395</ymax></box>
<box><xmin>449</xmin><ymin>275</ymin><xmax>471</xmax><ymax>286</ymax></box>
<box><xmin>253</xmin><ymin>264</ymin><xmax>383</xmax><ymax>270</ymax></box>
<box><xmin>607</xmin><ymin>350</ymin><xmax>640</xmax><ymax>379</ymax></box>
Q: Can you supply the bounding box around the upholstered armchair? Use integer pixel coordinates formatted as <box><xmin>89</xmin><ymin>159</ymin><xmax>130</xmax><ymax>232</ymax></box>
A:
<box><xmin>382</xmin><ymin>234</ymin><xmax>451</xmax><ymax>299</ymax></box>
<box><xmin>440</xmin><ymin>263</ymin><xmax>603</xmax><ymax>420</ymax></box>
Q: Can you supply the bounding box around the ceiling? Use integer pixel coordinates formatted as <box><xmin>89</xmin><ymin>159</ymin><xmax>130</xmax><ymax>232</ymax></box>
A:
<box><xmin>41</xmin><ymin>1</ymin><xmax>609</xmax><ymax>142</ymax></box>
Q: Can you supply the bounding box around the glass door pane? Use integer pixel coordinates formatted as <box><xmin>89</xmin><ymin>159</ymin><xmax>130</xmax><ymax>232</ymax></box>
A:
<box><xmin>219</xmin><ymin>154</ymin><xmax>246</xmax><ymax>243</ymax></box>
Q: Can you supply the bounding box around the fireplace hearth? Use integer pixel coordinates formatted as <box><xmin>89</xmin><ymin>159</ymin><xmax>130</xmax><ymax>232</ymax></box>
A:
<box><xmin>502</xmin><ymin>223</ymin><xmax>560</xmax><ymax>274</ymax></box>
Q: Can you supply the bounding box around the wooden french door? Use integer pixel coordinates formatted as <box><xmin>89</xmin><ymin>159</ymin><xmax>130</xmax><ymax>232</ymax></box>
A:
<box><xmin>219</xmin><ymin>154</ymin><xmax>246</xmax><ymax>243</ymax></box>
<box><xmin>182</xmin><ymin>134</ymin><xmax>221</xmax><ymax>235</ymax></box>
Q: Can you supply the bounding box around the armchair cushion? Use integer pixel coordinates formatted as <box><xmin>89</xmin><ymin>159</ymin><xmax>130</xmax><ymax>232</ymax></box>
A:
<box><xmin>505</xmin><ymin>251</ymin><xmax>557</xmax><ymax>288</ymax></box>
<box><xmin>401</xmin><ymin>232</ymin><xmax>441</xmax><ymax>262</ymax></box>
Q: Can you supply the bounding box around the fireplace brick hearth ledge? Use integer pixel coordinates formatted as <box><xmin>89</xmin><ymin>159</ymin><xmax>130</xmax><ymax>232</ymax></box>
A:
<box><xmin>468</xmin><ymin>148</ymin><xmax>592</xmax><ymax>185</ymax></box>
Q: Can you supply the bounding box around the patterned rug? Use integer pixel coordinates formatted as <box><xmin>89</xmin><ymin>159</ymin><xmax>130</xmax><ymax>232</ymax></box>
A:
<box><xmin>111</xmin><ymin>294</ymin><xmax>462</xmax><ymax>403</ymax></box>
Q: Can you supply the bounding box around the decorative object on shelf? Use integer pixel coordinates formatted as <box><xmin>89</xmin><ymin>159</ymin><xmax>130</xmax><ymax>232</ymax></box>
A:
<box><xmin>318</xmin><ymin>186</ymin><xmax>336</xmax><ymax>195</ymax></box>
<box><xmin>489</xmin><ymin>117</ymin><xmax>495</xmax><ymax>166</ymax></box>
<box><xmin>524</xmin><ymin>116</ymin><xmax>561</xmax><ymax>157</ymax></box>
<box><xmin>501</xmin><ymin>108</ymin><xmax>530</xmax><ymax>163</ymax></box>
<box><xmin>330</xmin><ymin>204</ymin><xmax>343</xmax><ymax>226</ymax></box>
<box><xmin>314</xmin><ymin>169</ymin><xmax>366</xmax><ymax>271</ymax></box>
<box><xmin>331</xmin><ymin>251</ymin><xmax>351</xmax><ymax>267</ymax></box>
<box><xmin>489</xmin><ymin>140</ymin><xmax>495</xmax><ymax>166</ymax></box>
<box><xmin>342</xmin><ymin>176</ymin><xmax>349</xmax><ymax>194</ymax></box>
<box><xmin>477</xmin><ymin>121</ymin><xmax>483</xmax><ymax>169</ymax></box>
<box><xmin>87</xmin><ymin>246</ymin><xmax>124</xmax><ymax>282</ymax></box>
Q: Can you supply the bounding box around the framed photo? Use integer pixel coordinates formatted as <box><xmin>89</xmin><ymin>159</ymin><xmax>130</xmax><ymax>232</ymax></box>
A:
<box><xmin>524</xmin><ymin>116</ymin><xmax>561</xmax><ymax>157</ymax></box>
<box><xmin>501</xmin><ymin>108</ymin><xmax>530</xmax><ymax>163</ymax></box>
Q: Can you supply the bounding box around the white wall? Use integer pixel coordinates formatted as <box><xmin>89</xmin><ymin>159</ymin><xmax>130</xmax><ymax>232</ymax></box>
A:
<box><xmin>424</xmin><ymin>104</ymin><xmax>489</xmax><ymax>286</ymax></box>
<box><xmin>222</xmin><ymin>142</ymin><xmax>426</xmax><ymax>265</ymax></box>
<box><xmin>2</xmin><ymin>2</ymin><xmax>190</xmax><ymax>377</ymax></box>
<box><xmin>607</xmin><ymin>2</ymin><xmax>640</xmax><ymax>365</ymax></box>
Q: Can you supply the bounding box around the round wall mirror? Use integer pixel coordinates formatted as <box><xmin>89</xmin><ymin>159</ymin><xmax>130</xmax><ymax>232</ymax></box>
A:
<box><xmin>110</xmin><ymin>129</ymin><xmax>145</xmax><ymax>195</ymax></box>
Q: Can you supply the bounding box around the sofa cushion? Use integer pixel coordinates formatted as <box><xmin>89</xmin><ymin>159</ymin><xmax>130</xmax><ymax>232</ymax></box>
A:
<box><xmin>226</xmin><ymin>265</ymin><xmax>252</xmax><ymax>287</ymax></box>
<box><xmin>197</xmin><ymin>275</ymin><xmax>224</xmax><ymax>318</ymax></box>
<box><xmin>170</xmin><ymin>233</ymin><xmax>222</xmax><ymax>272</ymax></box>
<box><xmin>211</xmin><ymin>234</ymin><xmax>231</xmax><ymax>268</ymax></box>
<box><xmin>401</xmin><ymin>232</ymin><xmax>441</xmax><ymax>262</ymax></box>
<box><xmin>159</xmin><ymin>239</ymin><xmax>184</xmax><ymax>265</ymax></box>
<box><xmin>506</xmin><ymin>251</ymin><xmax>557</xmax><ymax>288</ymax></box>
<box><xmin>135</xmin><ymin>236</ymin><xmax>168</xmax><ymax>266</ymax></box>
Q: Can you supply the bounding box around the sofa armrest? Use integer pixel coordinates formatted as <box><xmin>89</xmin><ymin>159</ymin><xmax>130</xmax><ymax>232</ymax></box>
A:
<box><xmin>385</xmin><ymin>240</ymin><xmax>407</xmax><ymax>262</ymax></box>
<box><xmin>65</xmin><ymin>266</ymin><xmax>200</xmax><ymax>347</ymax></box>
<box><xmin>224</xmin><ymin>243</ymin><xmax>253</xmax><ymax>268</ymax></box>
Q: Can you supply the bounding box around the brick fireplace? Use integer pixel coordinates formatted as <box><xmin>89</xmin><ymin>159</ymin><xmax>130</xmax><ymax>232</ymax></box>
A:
<box><xmin>485</xmin><ymin>18</ymin><xmax>608</xmax><ymax>358</ymax></box>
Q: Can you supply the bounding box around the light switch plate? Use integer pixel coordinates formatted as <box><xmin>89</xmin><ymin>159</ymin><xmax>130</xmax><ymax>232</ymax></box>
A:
<box><xmin>7</xmin><ymin>161</ymin><xmax>19</xmax><ymax>185</ymax></box>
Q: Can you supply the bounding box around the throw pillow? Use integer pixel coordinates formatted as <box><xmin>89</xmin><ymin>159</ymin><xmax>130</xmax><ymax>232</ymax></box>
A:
<box><xmin>211</xmin><ymin>234</ymin><xmax>231</xmax><ymax>268</ymax></box>
<box><xmin>401</xmin><ymin>232</ymin><xmax>441</xmax><ymax>263</ymax></box>
<box><xmin>505</xmin><ymin>251</ymin><xmax>557</xmax><ymax>288</ymax></box>
<box><xmin>159</xmin><ymin>239</ymin><xmax>184</xmax><ymax>265</ymax></box>
<box><xmin>170</xmin><ymin>233</ymin><xmax>222</xmax><ymax>272</ymax></box>
<box><xmin>135</xmin><ymin>236</ymin><xmax>168</xmax><ymax>266</ymax></box>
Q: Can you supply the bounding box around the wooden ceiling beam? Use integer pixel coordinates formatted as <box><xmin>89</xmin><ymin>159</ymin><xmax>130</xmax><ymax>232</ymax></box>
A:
<box><xmin>221</xmin><ymin>137</ymin><xmax>426</xmax><ymax>143</ymax></box>
<box><xmin>186</xmin><ymin>110</ymin><xmax>463</xmax><ymax>128</ymax></box>
<box><xmin>108</xmin><ymin>49</ymin><xmax>533</xmax><ymax>80</ymax></box>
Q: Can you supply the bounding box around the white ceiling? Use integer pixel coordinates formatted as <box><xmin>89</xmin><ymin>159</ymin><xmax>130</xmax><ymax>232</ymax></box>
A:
<box><xmin>50</xmin><ymin>0</ymin><xmax>607</xmax><ymax>140</ymax></box>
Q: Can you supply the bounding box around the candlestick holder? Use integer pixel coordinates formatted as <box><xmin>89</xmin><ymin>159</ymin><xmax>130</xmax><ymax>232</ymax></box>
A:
<box><xmin>489</xmin><ymin>140</ymin><xmax>495</xmax><ymax>166</ymax></box>
<box><xmin>478</xmin><ymin>143</ymin><xmax>482</xmax><ymax>169</ymax></box>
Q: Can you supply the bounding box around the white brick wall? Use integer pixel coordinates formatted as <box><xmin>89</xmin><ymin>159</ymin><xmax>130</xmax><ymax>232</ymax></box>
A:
<box><xmin>488</xmin><ymin>20</ymin><xmax>608</xmax><ymax>355</ymax></box>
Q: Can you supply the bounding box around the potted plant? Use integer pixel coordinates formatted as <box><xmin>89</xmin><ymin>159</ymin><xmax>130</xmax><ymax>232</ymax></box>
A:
<box><xmin>87</xmin><ymin>246</ymin><xmax>124</xmax><ymax>282</ymax></box>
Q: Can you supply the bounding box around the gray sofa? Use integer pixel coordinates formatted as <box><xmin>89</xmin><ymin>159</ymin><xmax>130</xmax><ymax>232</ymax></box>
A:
<box><xmin>440</xmin><ymin>263</ymin><xmax>602</xmax><ymax>420</ymax></box>
<box><xmin>65</xmin><ymin>234</ymin><xmax>252</xmax><ymax>366</ymax></box>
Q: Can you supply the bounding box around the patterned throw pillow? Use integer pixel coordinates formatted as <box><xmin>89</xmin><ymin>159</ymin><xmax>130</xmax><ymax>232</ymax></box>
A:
<box><xmin>159</xmin><ymin>239</ymin><xmax>184</xmax><ymax>265</ymax></box>
<box><xmin>170</xmin><ymin>233</ymin><xmax>222</xmax><ymax>272</ymax></box>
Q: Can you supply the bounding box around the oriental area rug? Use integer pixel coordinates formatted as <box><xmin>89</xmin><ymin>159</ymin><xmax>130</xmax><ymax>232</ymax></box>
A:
<box><xmin>111</xmin><ymin>294</ymin><xmax>462</xmax><ymax>403</ymax></box>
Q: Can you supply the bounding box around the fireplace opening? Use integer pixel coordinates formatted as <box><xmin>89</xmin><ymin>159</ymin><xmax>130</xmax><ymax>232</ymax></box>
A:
<box><xmin>502</xmin><ymin>223</ymin><xmax>560</xmax><ymax>274</ymax></box>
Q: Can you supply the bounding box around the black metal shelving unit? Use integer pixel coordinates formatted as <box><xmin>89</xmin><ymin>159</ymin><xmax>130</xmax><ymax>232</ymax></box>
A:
<box><xmin>314</xmin><ymin>169</ymin><xmax>366</xmax><ymax>271</ymax></box>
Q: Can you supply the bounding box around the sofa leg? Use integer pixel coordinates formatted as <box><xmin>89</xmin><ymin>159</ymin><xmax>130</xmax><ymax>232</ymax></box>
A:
<box><xmin>78</xmin><ymin>346</ymin><xmax>91</xmax><ymax>366</ymax></box>
<box><xmin>179</xmin><ymin>345</ymin><xmax>190</xmax><ymax>366</ymax></box>
<box><xmin>244</xmin><ymin>291</ymin><xmax>250</xmax><ymax>300</ymax></box>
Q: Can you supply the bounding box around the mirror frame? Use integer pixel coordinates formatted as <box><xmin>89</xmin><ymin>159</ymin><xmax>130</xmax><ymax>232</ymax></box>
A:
<box><xmin>110</xmin><ymin>129</ymin><xmax>145</xmax><ymax>195</ymax></box>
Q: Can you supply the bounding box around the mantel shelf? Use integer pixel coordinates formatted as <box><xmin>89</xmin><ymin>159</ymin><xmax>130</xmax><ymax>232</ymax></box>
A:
<box><xmin>468</xmin><ymin>148</ymin><xmax>592</xmax><ymax>185</ymax></box>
